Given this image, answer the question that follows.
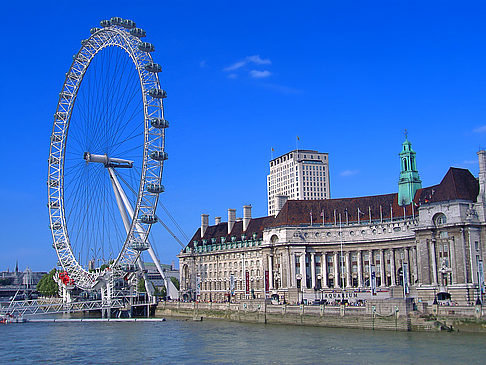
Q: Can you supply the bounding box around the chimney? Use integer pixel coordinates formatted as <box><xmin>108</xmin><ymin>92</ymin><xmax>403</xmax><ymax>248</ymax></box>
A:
<box><xmin>228</xmin><ymin>209</ymin><xmax>236</xmax><ymax>234</ymax></box>
<box><xmin>275</xmin><ymin>195</ymin><xmax>288</xmax><ymax>216</ymax></box>
<box><xmin>243</xmin><ymin>205</ymin><xmax>252</xmax><ymax>232</ymax></box>
<box><xmin>215</xmin><ymin>217</ymin><xmax>221</xmax><ymax>225</ymax></box>
<box><xmin>201</xmin><ymin>214</ymin><xmax>209</xmax><ymax>238</ymax></box>
<box><xmin>478</xmin><ymin>150</ymin><xmax>486</xmax><ymax>203</ymax></box>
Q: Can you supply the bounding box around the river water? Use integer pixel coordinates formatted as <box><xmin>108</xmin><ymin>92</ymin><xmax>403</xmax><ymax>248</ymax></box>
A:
<box><xmin>1</xmin><ymin>319</ymin><xmax>485</xmax><ymax>364</ymax></box>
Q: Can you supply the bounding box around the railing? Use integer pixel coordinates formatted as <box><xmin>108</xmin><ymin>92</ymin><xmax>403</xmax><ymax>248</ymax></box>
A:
<box><xmin>0</xmin><ymin>298</ymin><xmax>135</xmax><ymax>317</ymax></box>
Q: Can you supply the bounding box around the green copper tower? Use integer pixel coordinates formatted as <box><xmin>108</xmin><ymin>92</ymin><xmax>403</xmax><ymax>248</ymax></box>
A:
<box><xmin>398</xmin><ymin>132</ymin><xmax>422</xmax><ymax>206</ymax></box>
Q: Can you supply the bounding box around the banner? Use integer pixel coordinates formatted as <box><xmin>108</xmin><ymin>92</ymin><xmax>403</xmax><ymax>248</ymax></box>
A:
<box><xmin>230</xmin><ymin>274</ymin><xmax>235</xmax><ymax>295</ymax></box>
<box><xmin>370</xmin><ymin>264</ymin><xmax>376</xmax><ymax>296</ymax></box>
<box><xmin>479</xmin><ymin>260</ymin><xmax>484</xmax><ymax>299</ymax></box>
<box><xmin>265</xmin><ymin>270</ymin><xmax>269</xmax><ymax>293</ymax></box>
<box><xmin>196</xmin><ymin>274</ymin><xmax>201</xmax><ymax>297</ymax></box>
<box><xmin>245</xmin><ymin>271</ymin><xmax>250</xmax><ymax>294</ymax></box>
<box><xmin>403</xmin><ymin>262</ymin><xmax>409</xmax><ymax>296</ymax></box>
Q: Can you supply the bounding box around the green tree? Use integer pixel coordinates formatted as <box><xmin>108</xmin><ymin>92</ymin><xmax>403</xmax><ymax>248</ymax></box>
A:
<box><xmin>37</xmin><ymin>269</ymin><xmax>59</xmax><ymax>297</ymax></box>
<box><xmin>170</xmin><ymin>276</ymin><xmax>180</xmax><ymax>290</ymax></box>
<box><xmin>137</xmin><ymin>277</ymin><xmax>146</xmax><ymax>292</ymax></box>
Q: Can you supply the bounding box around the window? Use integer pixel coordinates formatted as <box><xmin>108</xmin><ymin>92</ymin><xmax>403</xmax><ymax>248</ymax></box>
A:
<box><xmin>434</xmin><ymin>213</ymin><xmax>447</xmax><ymax>226</ymax></box>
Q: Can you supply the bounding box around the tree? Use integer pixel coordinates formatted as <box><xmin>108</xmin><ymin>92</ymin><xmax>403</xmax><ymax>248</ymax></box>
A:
<box><xmin>37</xmin><ymin>269</ymin><xmax>59</xmax><ymax>297</ymax></box>
<box><xmin>170</xmin><ymin>276</ymin><xmax>180</xmax><ymax>290</ymax></box>
<box><xmin>137</xmin><ymin>277</ymin><xmax>146</xmax><ymax>292</ymax></box>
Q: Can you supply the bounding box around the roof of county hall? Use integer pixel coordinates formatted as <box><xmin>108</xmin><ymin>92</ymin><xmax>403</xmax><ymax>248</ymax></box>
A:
<box><xmin>185</xmin><ymin>167</ymin><xmax>478</xmax><ymax>248</ymax></box>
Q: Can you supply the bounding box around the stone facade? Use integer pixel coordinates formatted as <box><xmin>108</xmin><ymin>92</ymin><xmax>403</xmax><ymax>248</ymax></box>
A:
<box><xmin>179</xmin><ymin>149</ymin><xmax>486</xmax><ymax>306</ymax></box>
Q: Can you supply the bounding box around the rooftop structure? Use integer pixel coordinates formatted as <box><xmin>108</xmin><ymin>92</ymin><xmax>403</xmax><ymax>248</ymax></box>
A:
<box><xmin>267</xmin><ymin>149</ymin><xmax>330</xmax><ymax>216</ymax></box>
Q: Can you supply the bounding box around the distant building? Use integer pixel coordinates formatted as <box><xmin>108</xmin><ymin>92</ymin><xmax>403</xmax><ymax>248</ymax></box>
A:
<box><xmin>267</xmin><ymin>150</ymin><xmax>330</xmax><ymax>216</ymax></box>
<box><xmin>144</xmin><ymin>262</ymin><xmax>179</xmax><ymax>288</ymax></box>
<box><xmin>0</xmin><ymin>263</ymin><xmax>46</xmax><ymax>297</ymax></box>
<box><xmin>179</xmin><ymin>138</ymin><xmax>486</xmax><ymax>306</ymax></box>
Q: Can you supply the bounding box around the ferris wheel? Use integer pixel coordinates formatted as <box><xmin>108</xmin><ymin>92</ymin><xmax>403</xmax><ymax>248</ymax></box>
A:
<box><xmin>47</xmin><ymin>17</ymin><xmax>174</xmax><ymax>295</ymax></box>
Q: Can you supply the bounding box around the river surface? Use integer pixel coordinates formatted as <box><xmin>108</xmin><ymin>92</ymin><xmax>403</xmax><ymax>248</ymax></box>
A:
<box><xmin>1</xmin><ymin>318</ymin><xmax>485</xmax><ymax>364</ymax></box>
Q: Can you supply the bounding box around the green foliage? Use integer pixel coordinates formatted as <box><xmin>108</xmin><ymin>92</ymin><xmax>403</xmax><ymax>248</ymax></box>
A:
<box><xmin>170</xmin><ymin>276</ymin><xmax>180</xmax><ymax>290</ymax></box>
<box><xmin>37</xmin><ymin>268</ymin><xmax>59</xmax><ymax>297</ymax></box>
<box><xmin>137</xmin><ymin>277</ymin><xmax>146</xmax><ymax>292</ymax></box>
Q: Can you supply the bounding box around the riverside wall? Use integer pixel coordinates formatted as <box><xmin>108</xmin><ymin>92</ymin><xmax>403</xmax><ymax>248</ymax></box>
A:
<box><xmin>155</xmin><ymin>300</ymin><xmax>486</xmax><ymax>333</ymax></box>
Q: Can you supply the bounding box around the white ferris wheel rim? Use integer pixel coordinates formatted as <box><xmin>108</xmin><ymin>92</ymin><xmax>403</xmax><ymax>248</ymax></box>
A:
<box><xmin>47</xmin><ymin>18</ymin><xmax>167</xmax><ymax>290</ymax></box>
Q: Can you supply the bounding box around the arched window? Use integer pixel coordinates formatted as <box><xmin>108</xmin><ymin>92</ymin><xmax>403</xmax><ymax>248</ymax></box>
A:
<box><xmin>433</xmin><ymin>213</ymin><xmax>447</xmax><ymax>226</ymax></box>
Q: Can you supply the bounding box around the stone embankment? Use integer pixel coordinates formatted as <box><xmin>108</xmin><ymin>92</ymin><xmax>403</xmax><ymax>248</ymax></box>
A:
<box><xmin>155</xmin><ymin>299</ymin><xmax>486</xmax><ymax>333</ymax></box>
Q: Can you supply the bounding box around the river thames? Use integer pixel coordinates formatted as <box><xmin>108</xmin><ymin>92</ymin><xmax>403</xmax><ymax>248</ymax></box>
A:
<box><xmin>1</xmin><ymin>319</ymin><xmax>485</xmax><ymax>364</ymax></box>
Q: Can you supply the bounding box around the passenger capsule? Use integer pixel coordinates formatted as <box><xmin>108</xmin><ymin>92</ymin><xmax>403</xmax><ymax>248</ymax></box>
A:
<box><xmin>48</xmin><ymin>179</ymin><xmax>60</xmax><ymax>187</ymax></box>
<box><xmin>130</xmin><ymin>28</ymin><xmax>146</xmax><ymax>38</ymax></box>
<box><xmin>138</xmin><ymin>42</ymin><xmax>155</xmax><ymax>52</ymax></box>
<box><xmin>100</xmin><ymin>19</ymin><xmax>111</xmax><ymax>27</ymax></box>
<box><xmin>150</xmin><ymin>118</ymin><xmax>169</xmax><ymax>129</ymax></box>
<box><xmin>121</xmin><ymin>19</ymin><xmax>136</xmax><ymax>29</ymax></box>
<box><xmin>131</xmin><ymin>240</ymin><xmax>149</xmax><ymax>251</ymax></box>
<box><xmin>110</xmin><ymin>17</ymin><xmax>124</xmax><ymax>25</ymax></box>
<box><xmin>147</xmin><ymin>183</ymin><xmax>165</xmax><ymax>193</ymax></box>
<box><xmin>66</xmin><ymin>73</ymin><xmax>78</xmax><ymax>81</ymax></box>
<box><xmin>150</xmin><ymin>151</ymin><xmax>168</xmax><ymax>161</ymax></box>
<box><xmin>140</xmin><ymin>214</ymin><xmax>158</xmax><ymax>224</ymax></box>
<box><xmin>52</xmin><ymin>242</ymin><xmax>64</xmax><ymax>250</ymax></box>
<box><xmin>148</xmin><ymin>88</ymin><xmax>167</xmax><ymax>99</ymax></box>
<box><xmin>48</xmin><ymin>201</ymin><xmax>60</xmax><ymax>209</ymax></box>
<box><xmin>50</xmin><ymin>223</ymin><xmax>62</xmax><ymax>230</ymax></box>
<box><xmin>54</xmin><ymin>111</ymin><xmax>68</xmax><ymax>120</ymax></box>
<box><xmin>121</xmin><ymin>263</ymin><xmax>136</xmax><ymax>272</ymax></box>
<box><xmin>90</xmin><ymin>27</ymin><xmax>101</xmax><ymax>35</ymax></box>
<box><xmin>59</xmin><ymin>91</ymin><xmax>73</xmax><ymax>99</ymax></box>
<box><xmin>49</xmin><ymin>156</ymin><xmax>60</xmax><ymax>164</ymax></box>
<box><xmin>144</xmin><ymin>62</ymin><xmax>162</xmax><ymax>73</ymax></box>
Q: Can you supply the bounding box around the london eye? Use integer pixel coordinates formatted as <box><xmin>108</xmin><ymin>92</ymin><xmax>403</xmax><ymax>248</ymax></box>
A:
<box><xmin>47</xmin><ymin>17</ymin><xmax>173</xmax><ymax>296</ymax></box>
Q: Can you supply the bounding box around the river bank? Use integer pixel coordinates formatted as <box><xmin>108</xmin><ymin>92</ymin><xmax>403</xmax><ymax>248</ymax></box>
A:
<box><xmin>155</xmin><ymin>300</ymin><xmax>486</xmax><ymax>333</ymax></box>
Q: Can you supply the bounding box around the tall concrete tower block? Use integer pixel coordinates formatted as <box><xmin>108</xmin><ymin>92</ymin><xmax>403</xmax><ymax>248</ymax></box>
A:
<box><xmin>398</xmin><ymin>135</ymin><xmax>422</xmax><ymax>206</ymax></box>
<box><xmin>477</xmin><ymin>150</ymin><xmax>486</xmax><ymax>203</ymax></box>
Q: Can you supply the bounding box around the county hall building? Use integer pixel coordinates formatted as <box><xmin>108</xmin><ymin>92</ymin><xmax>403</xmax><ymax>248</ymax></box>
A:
<box><xmin>178</xmin><ymin>138</ymin><xmax>486</xmax><ymax>306</ymax></box>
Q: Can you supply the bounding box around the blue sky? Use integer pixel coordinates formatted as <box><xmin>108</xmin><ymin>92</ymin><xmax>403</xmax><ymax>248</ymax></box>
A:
<box><xmin>1</xmin><ymin>1</ymin><xmax>486</xmax><ymax>271</ymax></box>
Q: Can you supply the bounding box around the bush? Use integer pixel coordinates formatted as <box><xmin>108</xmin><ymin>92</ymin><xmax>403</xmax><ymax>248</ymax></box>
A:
<box><xmin>37</xmin><ymin>269</ymin><xmax>59</xmax><ymax>297</ymax></box>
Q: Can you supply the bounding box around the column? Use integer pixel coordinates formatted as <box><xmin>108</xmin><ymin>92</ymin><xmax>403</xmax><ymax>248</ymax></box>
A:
<box><xmin>368</xmin><ymin>249</ymin><xmax>374</xmax><ymax>288</ymax></box>
<box><xmin>290</xmin><ymin>253</ymin><xmax>296</xmax><ymax>287</ymax></box>
<box><xmin>380</xmin><ymin>249</ymin><xmax>386</xmax><ymax>287</ymax></box>
<box><xmin>357</xmin><ymin>250</ymin><xmax>363</xmax><ymax>287</ymax></box>
<box><xmin>310</xmin><ymin>253</ymin><xmax>316</xmax><ymax>289</ymax></box>
<box><xmin>300</xmin><ymin>253</ymin><xmax>307</xmax><ymax>289</ymax></box>
<box><xmin>405</xmin><ymin>247</ymin><xmax>411</xmax><ymax>284</ymax></box>
<box><xmin>430</xmin><ymin>240</ymin><xmax>438</xmax><ymax>285</ymax></box>
<box><xmin>268</xmin><ymin>255</ymin><xmax>274</xmax><ymax>290</ymax></box>
<box><xmin>390</xmin><ymin>249</ymin><xmax>396</xmax><ymax>286</ymax></box>
<box><xmin>450</xmin><ymin>238</ymin><xmax>457</xmax><ymax>284</ymax></box>
<box><xmin>413</xmin><ymin>246</ymin><xmax>418</xmax><ymax>284</ymax></box>
<box><xmin>322</xmin><ymin>252</ymin><xmax>328</xmax><ymax>288</ymax></box>
<box><xmin>345</xmin><ymin>251</ymin><xmax>351</xmax><ymax>288</ymax></box>
<box><xmin>334</xmin><ymin>252</ymin><xmax>340</xmax><ymax>288</ymax></box>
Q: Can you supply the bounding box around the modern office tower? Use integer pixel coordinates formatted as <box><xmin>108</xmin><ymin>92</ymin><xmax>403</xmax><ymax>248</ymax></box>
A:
<box><xmin>267</xmin><ymin>149</ymin><xmax>330</xmax><ymax>216</ymax></box>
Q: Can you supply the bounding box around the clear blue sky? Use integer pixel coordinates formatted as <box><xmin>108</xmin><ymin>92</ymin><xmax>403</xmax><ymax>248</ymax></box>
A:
<box><xmin>1</xmin><ymin>1</ymin><xmax>485</xmax><ymax>271</ymax></box>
